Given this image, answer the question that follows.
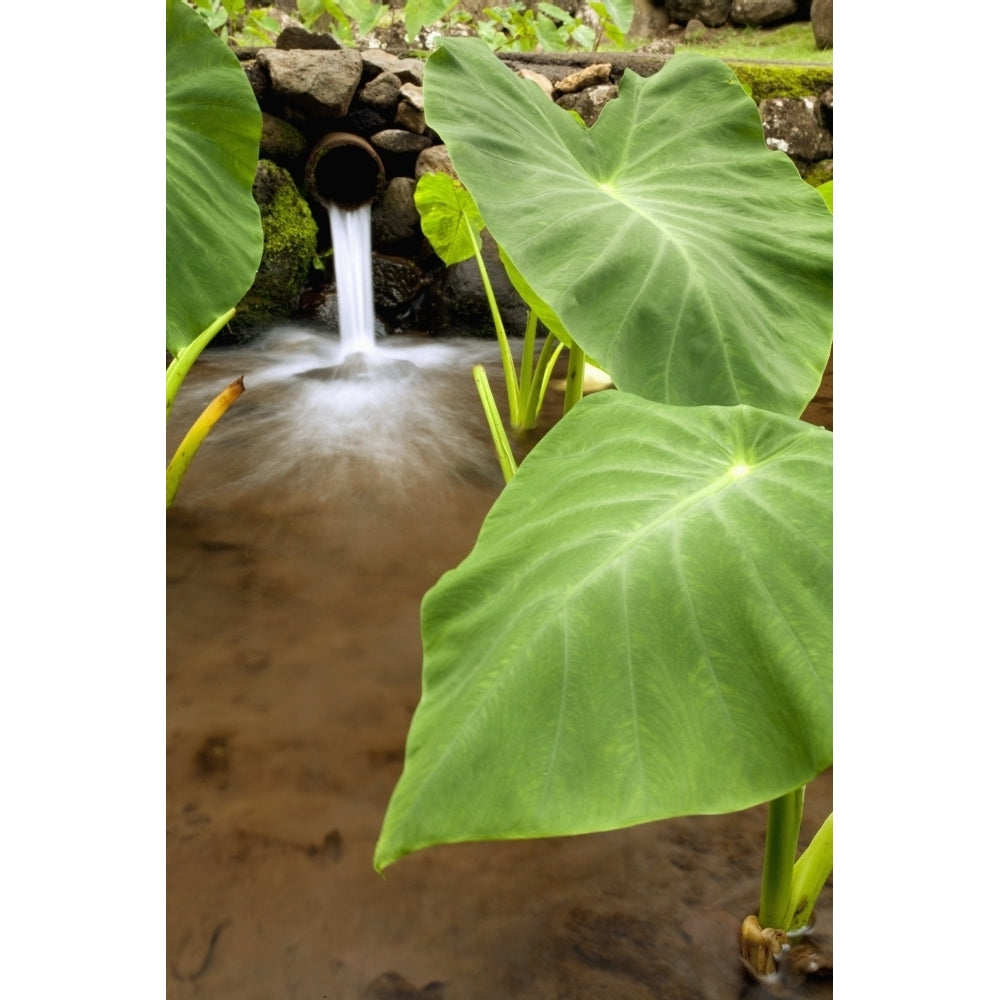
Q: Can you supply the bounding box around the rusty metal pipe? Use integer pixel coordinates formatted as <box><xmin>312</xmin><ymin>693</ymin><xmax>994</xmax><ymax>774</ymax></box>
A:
<box><xmin>304</xmin><ymin>132</ymin><xmax>385</xmax><ymax>210</ymax></box>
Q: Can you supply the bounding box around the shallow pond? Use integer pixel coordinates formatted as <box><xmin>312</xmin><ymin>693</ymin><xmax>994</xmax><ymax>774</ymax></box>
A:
<box><xmin>167</xmin><ymin>327</ymin><xmax>833</xmax><ymax>1000</ymax></box>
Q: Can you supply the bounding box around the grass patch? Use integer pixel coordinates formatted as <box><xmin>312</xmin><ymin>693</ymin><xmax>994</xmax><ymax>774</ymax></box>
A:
<box><xmin>674</xmin><ymin>22</ymin><xmax>831</xmax><ymax>65</ymax></box>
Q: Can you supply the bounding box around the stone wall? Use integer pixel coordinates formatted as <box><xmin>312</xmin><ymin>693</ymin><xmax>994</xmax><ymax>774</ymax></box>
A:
<box><xmin>234</xmin><ymin>29</ymin><xmax>832</xmax><ymax>337</ymax></box>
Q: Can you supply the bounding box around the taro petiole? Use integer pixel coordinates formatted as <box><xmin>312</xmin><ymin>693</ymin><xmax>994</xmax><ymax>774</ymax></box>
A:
<box><xmin>413</xmin><ymin>171</ymin><xmax>576</xmax><ymax>451</ymax></box>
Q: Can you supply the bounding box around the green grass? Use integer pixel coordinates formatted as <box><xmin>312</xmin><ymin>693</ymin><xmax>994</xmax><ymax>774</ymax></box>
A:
<box><xmin>674</xmin><ymin>22</ymin><xmax>831</xmax><ymax>65</ymax></box>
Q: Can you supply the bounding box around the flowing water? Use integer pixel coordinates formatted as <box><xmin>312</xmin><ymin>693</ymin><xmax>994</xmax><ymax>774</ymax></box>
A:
<box><xmin>166</xmin><ymin>204</ymin><xmax>834</xmax><ymax>998</ymax></box>
<box><xmin>329</xmin><ymin>203</ymin><xmax>376</xmax><ymax>356</ymax></box>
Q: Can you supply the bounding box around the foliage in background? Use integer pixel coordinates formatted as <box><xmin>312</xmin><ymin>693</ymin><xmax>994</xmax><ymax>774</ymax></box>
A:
<box><xmin>184</xmin><ymin>1</ymin><xmax>833</xmax><ymax>60</ymax></box>
<box><xmin>187</xmin><ymin>0</ymin><xmax>636</xmax><ymax>50</ymax></box>
<box><xmin>186</xmin><ymin>0</ymin><xmax>282</xmax><ymax>44</ymax></box>
<box><xmin>454</xmin><ymin>0</ymin><xmax>632</xmax><ymax>52</ymax></box>
<box><xmin>295</xmin><ymin>0</ymin><xmax>390</xmax><ymax>46</ymax></box>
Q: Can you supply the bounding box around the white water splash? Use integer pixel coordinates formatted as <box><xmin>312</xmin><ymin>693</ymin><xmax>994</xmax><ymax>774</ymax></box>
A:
<box><xmin>166</xmin><ymin>328</ymin><xmax>504</xmax><ymax>506</ymax></box>
<box><xmin>328</xmin><ymin>203</ymin><xmax>375</xmax><ymax>354</ymax></box>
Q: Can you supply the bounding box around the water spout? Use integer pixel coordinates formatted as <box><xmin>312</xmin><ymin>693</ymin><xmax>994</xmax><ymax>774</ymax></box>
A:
<box><xmin>305</xmin><ymin>132</ymin><xmax>385</xmax><ymax>210</ymax></box>
<box><xmin>304</xmin><ymin>133</ymin><xmax>386</xmax><ymax>361</ymax></box>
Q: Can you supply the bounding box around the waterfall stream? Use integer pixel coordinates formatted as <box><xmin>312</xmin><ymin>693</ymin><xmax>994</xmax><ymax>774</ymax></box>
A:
<box><xmin>328</xmin><ymin>202</ymin><xmax>375</xmax><ymax>355</ymax></box>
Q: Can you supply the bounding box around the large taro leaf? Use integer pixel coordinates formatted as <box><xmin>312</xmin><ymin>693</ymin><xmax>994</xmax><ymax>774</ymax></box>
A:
<box><xmin>166</xmin><ymin>0</ymin><xmax>263</xmax><ymax>357</ymax></box>
<box><xmin>422</xmin><ymin>39</ymin><xmax>833</xmax><ymax>417</ymax></box>
<box><xmin>375</xmin><ymin>392</ymin><xmax>831</xmax><ymax>871</ymax></box>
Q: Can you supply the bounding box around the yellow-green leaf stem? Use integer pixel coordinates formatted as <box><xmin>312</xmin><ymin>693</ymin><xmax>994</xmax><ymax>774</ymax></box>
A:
<box><xmin>563</xmin><ymin>339</ymin><xmax>586</xmax><ymax>415</ymax></box>
<box><xmin>468</xmin><ymin>216</ymin><xmax>519</xmax><ymax>425</ymax></box>
<box><xmin>786</xmin><ymin>811</ymin><xmax>833</xmax><ymax>931</ymax></box>
<box><xmin>166</xmin><ymin>308</ymin><xmax>235</xmax><ymax>422</ymax></box>
<box><xmin>521</xmin><ymin>331</ymin><xmax>564</xmax><ymax>431</ymax></box>
<box><xmin>758</xmin><ymin>786</ymin><xmax>804</xmax><ymax>930</ymax></box>
<box><xmin>166</xmin><ymin>374</ymin><xmax>245</xmax><ymax>508</ymax></box>
<box><xmin>472</xmin><ymin>364</ymin><xmax>517</xmax><ymax>483</ymax></box>
<box><xmin>519</xmin><ymin>309</ymin><xmax>538</xmax><ymax>404</ymax></box>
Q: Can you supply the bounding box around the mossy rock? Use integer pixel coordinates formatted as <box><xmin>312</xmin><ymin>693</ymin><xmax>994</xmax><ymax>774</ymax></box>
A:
<box><xmin>802</xmin><ymin>158</ymin><xmax>833</xmax><ymax>188</ymax></box>
<box><xmin>726</xmin><ymin>61</ymin><xmax>833</xmax><ymax>101</ymax></box>
<box><xmin>227</xmin><ymin>160</ymin><xmax>318</xmax><ymax>341</ymax></box>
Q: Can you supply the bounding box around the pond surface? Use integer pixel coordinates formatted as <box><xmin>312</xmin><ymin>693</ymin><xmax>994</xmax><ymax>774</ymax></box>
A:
<box><xmin>167</xmin><ymin>327</ymin><xmax>833</xmax><ymax>1000</ymax></box>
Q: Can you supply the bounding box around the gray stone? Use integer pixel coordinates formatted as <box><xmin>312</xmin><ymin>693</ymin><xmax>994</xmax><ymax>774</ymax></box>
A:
<box><xmin>370</xmin><ymin>129</ymin><xmax>434</xmax><ymax>156</ymax></box>
<box><xmin>395</xmin><ymin>83</ymin><xmax>426</xmax><ymax>134</ymax></box>
<box><xmin>730</xmin><ymin>0</ymin><xmax>798</xmax><ymax>26</ymax></box>
<box><xmin>372</xmin><ymin>177</ymin><xmax>421</xmax><ymax>253</ymax></box>
<box><xmin>371</xmin><ymin>129</ymin><xmax>434</xmax><ymax>178</ymax></box>
<box><xmin>556</xmin><ymin>84</ymin><xmax>620</xmax><ymax>128</ymax></box>
<box><xmin>811</xmin><ymin>0</ymin><xmax>833</xmax><ymax>49</ymax></box>
<box><xmin>666</xmin><ymin>2</ymin><xmax>733</xmax><ymax>28</ymax></box>
<box><xmin>426</xmin><ymin>231</ymin><xmax>527</xmax><ymax>338</ymax></box>
<box><xmin>259</xmin><ymin>113</ymin><xmax>307</xmax><ymax>167</ymax></box>
<box><xmin>373</xmin><ymin>255</ymin><xmax>428</xmax><ymax>318</ymax></box>
<box><xmin>683</xmin><ymin>18</ymin><xmax>708</xmax><ymax>41</ymax></box>
<box><xmin>818</xmin><ymin>86</ymin><xmax>832</xmax><ymax>130</ymax></box>
<box><xmin>415</xmin><ymin>145</ymin><xmax>457</xmax><ymax>180</ymax></box>
<box><xmin>759</xmin><ymin>96</ymin><xmax>833</xmax><ymax>168</ymax></box>
<box><xmin>276</xmin><ymin>24</ymin><xmax>340</xmax><ymax>49</ymax></box>
<box><xmin>360</xmin><ymin>72</ymin><xmax>403</xmax><ymax>115</ymax></box>
<box><xmin>257</xmin><ymin>49</ymin><xmax>363</xmax><ymax>117</ymax></box>
<box><xmin>360</xmin><ymin>50</ymin><xmax>426</xmax><ymax>87</ymax></box>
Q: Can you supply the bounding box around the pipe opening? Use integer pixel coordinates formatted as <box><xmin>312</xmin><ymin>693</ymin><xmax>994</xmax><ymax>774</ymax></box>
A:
<box><xmin>305</xmin><ymin>132</ymin><xmax>385</xmax><ymax>210</ymax></box>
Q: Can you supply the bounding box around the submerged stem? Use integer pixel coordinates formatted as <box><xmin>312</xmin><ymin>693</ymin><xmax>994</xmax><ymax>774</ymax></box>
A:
<box><xmin>787</xmin><ymin>812</ymin><xmax>833</xmax><ymax>932</ymax></box>
<box><xmin>166</xmin><ymin>375</ymin><xmax>245</xmax><ymax>508</ymax></box>
<box><xmin>166</xmin><ymin>307</ymin><xmax>236</xmax><ymax>423</ymax></box>
<box><xmin>563</xmin><ymin>339</ymin><xmax>586</xmax><ymax>415</ymax></box>
<box><xmin>758</xmin><ymin>787</ymin><xmax>804</xmax><ymax>930</ymax></box>
<box><xmin>472</xmin><ymin>364</ymin><xmax>517</xmax><ymax>483</ymax></box>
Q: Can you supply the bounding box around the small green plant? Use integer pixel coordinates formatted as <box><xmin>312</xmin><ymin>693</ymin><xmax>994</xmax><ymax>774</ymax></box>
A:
<box><xmin>186</xmin><ymin>0</ymin><xmax>282</xmax><ymax>44</ymax></box>
<box><xmin>295</xmin><ymin>0</ymin><xmax>390</xmax><ymax>45</ymax></box>
<box><xmin>413</xmin><ymin>171</ymin><xmax>587</xmax><ymax>480</ymax></box>
<box><xmin>375</xmin><ymin>38</ymin><xmax>833</xmax><ymax>979</ymax></box>
<box><xmin>167</xmin><ymin>0</ymin><xmax>264</xmax><ymax>507</ymax></box>
<box><xmin>470</xmin><ymin>0</ymin><xmax>633</xmax><ymax>52</ymax></box>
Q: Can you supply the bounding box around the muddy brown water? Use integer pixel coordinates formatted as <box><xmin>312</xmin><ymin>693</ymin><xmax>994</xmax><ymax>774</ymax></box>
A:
<box><xmin>167</xmin><ymin>328</ymin><xmax>833</xmax><ymax>1000</ymax></box>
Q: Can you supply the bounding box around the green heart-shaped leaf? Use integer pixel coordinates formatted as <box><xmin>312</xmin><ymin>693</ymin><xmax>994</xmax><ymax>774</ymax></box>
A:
<box><xmin>375</xmin><ymin>393</ymin><xmax>832</xmax><ymax>870</ymax></box>
<box><xmin>414</xmin><ymin>172</ymin><xmax>485</xmax><ymax>265</ymax></box>
<box><xmin>423</xmin><ymin>39</ymin><xmax>832</xmax><ymax>416</ymax></box>
<box><xmin>166</xmin><ymin>0</ymin><xmax>263</xmax><ymax>356</ymax></box>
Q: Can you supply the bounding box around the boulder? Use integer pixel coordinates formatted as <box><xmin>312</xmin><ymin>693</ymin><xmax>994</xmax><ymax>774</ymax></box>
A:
<box><xmin>259</xmin><ymin>113</ymin><xmax>307</xmax><ymax>170</ymax></box>
<box><xmin>730</xmin><ymin>0</ymin><xmax>798</xmax><ymax>26</ymax></box>
<box><xmin>811</xmin><ymin>0</ymin><xmax>833</xmax><ymax>49</ymax></box>
<box><xmin>372</xmin><ymin>177</ymin><xmax>422</xmax><ymax>254</ymax></box>
<box><xmin>665</xmin><ymin>2</ymin><xmax>733</xmax><ymax>28</ymax></box>
<box><xmin>275</xmin><ymin>24</ymin><xmax>340</xmax><ymax>49</ymax></box>
<box><xmin>414</xmin><ymin>145</ymin><xmax>458</xmax><ymax>180</ymax></box>
<box><xmin>257</xmin><ymin>48</ymin><xmax>362</xmax><ymax>117</ymax></box>
<box><xmin>359</xmin><ymin>72</ymin><xmax>403</xmax><ymax>116</ymax></box>
<box><xmin>229</xmin><ymin>160</ymin><xmax>318</xmax><ymax>339</ymax></box>
<box><xmin>394</xmin><ymin>83</ymin><xmax>426</xmax><ymax>134</ymax></box>
<box><xmin>758</xmin><ymin>97</ymin><xmax>833</xmax><ymax>171</ymax></box>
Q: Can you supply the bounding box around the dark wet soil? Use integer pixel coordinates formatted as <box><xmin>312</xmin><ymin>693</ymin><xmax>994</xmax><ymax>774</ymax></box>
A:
<box><xmin>167</xmin><ymin>331</ymin><xmax>833</xmax><ymax>1000</ymax></box>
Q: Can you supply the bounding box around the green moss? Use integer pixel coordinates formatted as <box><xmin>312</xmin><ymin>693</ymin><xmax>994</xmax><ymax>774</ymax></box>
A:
<box><xmin>726</xmin><ymin>62</ymin><xmax>833</xmax><ymax>102</ymax></box>
<box><xmin>229</xmin><ymin>160</ymin><xmax>318</xmax><ymax>339</ymax></box>
<box><xmin>802</xmin><ymin>159</ymin><xmax>833</xmax><ymax>189</ymax></box>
